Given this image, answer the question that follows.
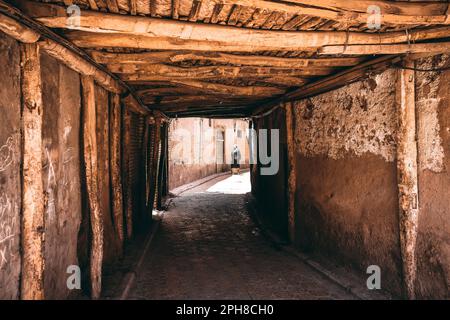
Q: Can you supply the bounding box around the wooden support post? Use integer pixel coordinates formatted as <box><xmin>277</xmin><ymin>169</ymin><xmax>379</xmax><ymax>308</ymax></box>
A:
<box><xmin>285</xmin><ymin>102</ymin><xmax>297</xmax><ymax>244</ymax></box>
<box><xmin>123</xmin><ymin>109</ymin><xmax>133</xmax><ymax>239</ymax></box>
<box><xmin>20</xmin><ymin>43</ymin><xmax>45</xmax><ymax>300</ymax></box>
<box><xmin>157</xmin><ymin>124</ymin><xmax>168</xmax><ymax>209</ymax></box>
<box><xmin>81</xmin><ymin>76</ymin><xmax>103</xmax><ymax>299</ymax></box>
<box><xmin>396</xmin><ymin>59</ymin><xmax>419</xmax><ymax>300</ymax></box>
<box><xmin>141</xmin><ymin>119</ymin><xmax>150</xmax><ymax>215</ymax></box>
<box><xmin>149</xmin><ymin>119</ymin><xmax>161</xmax><ymax>209</ymax></box>
<box><xmin>110</xmin><ymin>93</ymin><xmax>124</xmax><ymax>253</ymax></box>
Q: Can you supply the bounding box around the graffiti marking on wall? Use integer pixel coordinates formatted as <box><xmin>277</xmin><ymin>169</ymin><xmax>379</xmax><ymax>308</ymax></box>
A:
<box><xmin>0</xmin><ymin>194</ymin><xmax>16</xmax><ymax>268</ymax></box>
<box><xmin>0</xmin><ymin>135</ymin><xmax>18</xmax><ymax>172</ymax></box>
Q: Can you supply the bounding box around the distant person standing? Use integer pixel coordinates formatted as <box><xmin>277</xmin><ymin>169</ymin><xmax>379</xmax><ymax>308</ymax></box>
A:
<box><xmin>231</xmin><ymin>144</ymin><xmax>241</xmax><ymax>175</ymax></box>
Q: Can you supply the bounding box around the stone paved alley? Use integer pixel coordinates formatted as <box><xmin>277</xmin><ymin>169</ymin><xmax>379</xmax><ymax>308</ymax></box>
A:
<box><xmin>127</xmin><ymin>173</ymin><xmax>355</xmax><ymax>300</ymax></box>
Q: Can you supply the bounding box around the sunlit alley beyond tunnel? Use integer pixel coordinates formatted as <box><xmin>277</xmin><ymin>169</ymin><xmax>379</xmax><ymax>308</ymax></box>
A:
<box><xmin>1</xmin><ymin>0</ymin><xmax>450</xmax><ymax>302</ymax></box>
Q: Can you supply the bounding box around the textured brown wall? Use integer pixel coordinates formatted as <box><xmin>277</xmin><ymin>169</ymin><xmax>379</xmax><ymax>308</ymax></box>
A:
<box><xmin>295</xmin><ymin>154</ymin><xmax>402</xmax><ymax>294</ymax></box>
<box><xmin>40</xmin><ymin>53</ymin><xmax>82</xmax><ymax>299</ymax></box>
<box><xmin>252</xmin><ymin>63</ymin><xmax>450</xmax><ymax>298</ymax></box>
<box><xmin>0</xmin><ymin>32</ymin><xmax>22</xmax><ymax>299</ymax></box>
<box><xmin>415</xmin><ymin>55</ymin><xmax>450</xmax><ymax>299</ymax></box>
<box><xmin>291</xmin><ymin>69</ymin><xmax>403</xmax><ymax>296</ymax></box>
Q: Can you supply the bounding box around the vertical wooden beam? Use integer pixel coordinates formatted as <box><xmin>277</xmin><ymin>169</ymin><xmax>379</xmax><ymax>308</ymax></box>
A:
<box><xmin>157</xmin><ymin>124</ymin><xmax>168</xmax><ymax>209</ymax></box>
<box><xmin>150</xmin><ymin>119</ymin><xmax>161</xmax><ymax>208</ymax></box>
<box><xmin>20</xmin><ymin>43</ymin><xmax>45</xmax><ymax>300</ymax></box>
<box><xmin>110</xmin><ymin>93</ymin><xmax>124</xmax><ymax>253</ymax></box>
<box><xmin>396</xmin><ymin>59</ymin><xmax>419</xmax><ymax>300</ymax></box>
<box><xmin>81</xmin><ymin>76</ymin><xmax>103</xmax><ymax>299</ymax></box>
<box><xmin>163</xmin><ymin>123</ymin><xmax>170</xmax><ymax>197</ymax></box>
<box><xmin>141</xmin><ymin>119</ymin><xmax>150</xmax><ymax>213</ymax></box>
<box><xmin>285</xmin><ymin>102</ymin><xmax>297</xmax><ymax>244</ymax></box>
<box><xmin>123</xmin><ymin>109</ymin><xmax>133</xmax><ymax>239</ymax></box>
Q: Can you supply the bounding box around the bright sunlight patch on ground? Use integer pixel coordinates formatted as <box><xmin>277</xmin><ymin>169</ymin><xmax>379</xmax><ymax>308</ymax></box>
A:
<box><xmin>206</xmin><ymin>171</ymin><xmax>251</xmax><ymax>194</ymax></box>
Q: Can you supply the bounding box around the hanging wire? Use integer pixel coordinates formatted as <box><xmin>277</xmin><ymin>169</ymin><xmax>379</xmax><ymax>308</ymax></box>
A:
<box><xmin>393</xmin><ymin>61</ymin><xmax>450</xmax><ymax>72</ymax></box>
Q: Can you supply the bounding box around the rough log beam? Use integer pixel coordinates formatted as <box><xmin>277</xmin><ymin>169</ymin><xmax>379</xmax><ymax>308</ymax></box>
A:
<box><xmin>137</xmin><ymin>81</ymin><xmax>284</xmax><ymax>97</ymax></box>
<box><xmin>108</xmin><ymin>63</ymin><xmax>334</xmax><ymax>78</ymax></box>
<box><xmin>122</xmin><ymin>93</ymin><xmax>153</xmax><ymax>116</ymax></box>
<box><xmin>156</xmin><ymin>104</ymin><xmax>249</xmax><ymax>113</ymax></box>
<box><xmin>280</xmin><ymin>0</ymin><xmax>448</xmax><ymax>16</ymax></box>
<box><xmin>0</xmin><ymin>13</ymin><xmax>39</xmax><ymax>42</ymax></box>
<box><xmin>81</xmin><ymin>76</ymin><xmax>103</xmax><ymax>300</ymax></box>
<box><xmin>110</xmin><ymin>93</ymin><xmax>124</xmax><ymax>254</ymax></box>
<box><xmin>17</xmin><ymin>0</ymin><xmax>450</xmax><ymax>28</ymax></box>
<box><xmin>65</xmin><ymin>28</ymin><xmax>450</xmax><ymax>52</ymax></box>
<box><xmin>396</xmin><ymin>59</ymin><xmax>419</xmax><ymax>300</ymax></box>
<box><xmin>143</xmin><ymin>95</ymin><xmax>263</xmax><ymax>105</ymax></box>
<box><xmin>261</xmin><ymin>76</ymin><xmax>308</xmax><ymax>87</ymax></box>
<box><xmin>20</xmin><ymin>43</ymin><xmax>45</xmax><ymax>300</ymax></box>
<box><xmin>17</xmin><ymin>2</ymin><xmax>450</xmax><ymax>50</ymax></box>
<box><xmin>0</xmin><ymin>1</ymin><xmax>155</xmax><ymax>116</ymax></box>
<box><xmin>89</xmin><ymin>50</ymin><xmax>363</xmax><ymax>68</ymax></box>
<box><xmin>320</xmin><ymin>41</ymin><xmax>450</xmax><ymax>55</ymax></box>
<box><xmin>39</xmin><ymin>39</ymin><xmax>123</xmax><ymax>94</ymax></box>
<box><xmin>164</xmin><ymin>107</ymin><xmax>249</xmax><ymax>117</ymax></box>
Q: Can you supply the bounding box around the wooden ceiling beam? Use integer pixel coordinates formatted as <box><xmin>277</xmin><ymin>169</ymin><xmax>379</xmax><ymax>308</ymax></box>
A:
<box><xmin>66</xmin><ymin>32</ymin><xmax>316</xmax><ymax>52</ymax></box>
<box><xmin>107</xmin><ymin>63</ymin><xmax>335</xmax><ymax>78</ymax></box>
<box><xmin>283</xmin><ymin>0</ymin><xmax>448</xmax><ymax>16</ymax></box>
<box><xmin>0</xmin><ymin>12</ymin><xmax>40</xmax><ymax>43</ymax></box>
<box><xmin>320</xmin><ymin>41</ymin><xmax>450</xmax><ymax>55</ymax></box>
<box><xmin>89</xmin><ymin>50</ymin><xmax>363</xmax><ymax>68</ymax></box>
<box><xmin>17</xmin><ymin>1</ymin><xmax>450</xmax><ymax>51</ymax></box>
<box><xmin>143</xmin><ymin>95</ymin><xmax>256</xmax><ymax>104</ymax></box>
<box><xmin>137</xmin><ymin>80</ymin><xmax>285</xmax><ymax>97</ymax></box>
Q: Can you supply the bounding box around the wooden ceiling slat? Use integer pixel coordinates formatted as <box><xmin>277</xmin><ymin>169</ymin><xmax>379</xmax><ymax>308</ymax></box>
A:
<box><xmin>87</xmin><ymin>0</ymin><xmax>99</xmax><ymax>10</ymax></box>
<box><xmin>105</xmin><ymin>0</ymin><xmax>119</xmax><ymax>13</ymax></box>
<box><xmin>210</xmin><ymin>3</ymin><xmax>223</xmax><ymax>24</ymax></box>
<box><xmin>227</xmin><ymin>4</ymin><xmax>242</xmax><ymax>26</ymax></box>
<box><xmin>172</xmin><ymin>0</ymin><xmax>180</xmax><ymax>19</ymax></box>
<box><xmin>188</xmin><ymin>0</ymin><xmax>202</xmax><ymax>22</ymax></box>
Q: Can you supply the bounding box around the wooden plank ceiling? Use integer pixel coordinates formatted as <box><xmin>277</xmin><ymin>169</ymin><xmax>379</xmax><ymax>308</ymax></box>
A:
<box><xmin>12</xmin><ymin>0</ymin><xmax>450</xmax><ymax>117</ymax></box>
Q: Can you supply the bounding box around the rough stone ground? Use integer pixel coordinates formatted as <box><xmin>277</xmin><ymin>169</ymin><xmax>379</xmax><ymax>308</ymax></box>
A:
<box><xmin>127</xmin><ymin>172</ymin><xmax>355</xmax><ymax>300</ymax></box>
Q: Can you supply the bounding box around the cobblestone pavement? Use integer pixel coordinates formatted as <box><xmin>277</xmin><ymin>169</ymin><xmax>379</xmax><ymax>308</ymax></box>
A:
<box><xmin>128</xmin><ymin>172</ymin><xmax>355</xmax><ymax>300</ymax></box>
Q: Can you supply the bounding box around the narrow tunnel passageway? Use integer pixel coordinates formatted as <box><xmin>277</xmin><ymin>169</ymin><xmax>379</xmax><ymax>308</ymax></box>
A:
<box><xmin>127</xmin><ymin>173</ymin><xmax>354</xmax><ymax>300</ymax></box>
<box><xmin>3</xmin><ymin>0</ymin><xmax>450</xmax><ymax>302</ymax></box>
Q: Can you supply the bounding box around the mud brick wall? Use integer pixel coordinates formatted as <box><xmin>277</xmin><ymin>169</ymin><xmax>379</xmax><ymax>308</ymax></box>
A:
<box><xmin>252</xmin><ymin>63</ymin><xmax>450</xmax><ymax>298</ymax></box>
<box><xmin>0</xmin><ymin>32</ymin><xmax>22</xmax><ymax>299</ymax></box>
<box><xmin>291</xmin><ymin>69</ymin><xmax>403</xmax><ymax>296</ymax></box>
<box><xmin>414</xmin><ymin>55</ymin><xmax>450</xmax><ymax>299</ymax></box>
